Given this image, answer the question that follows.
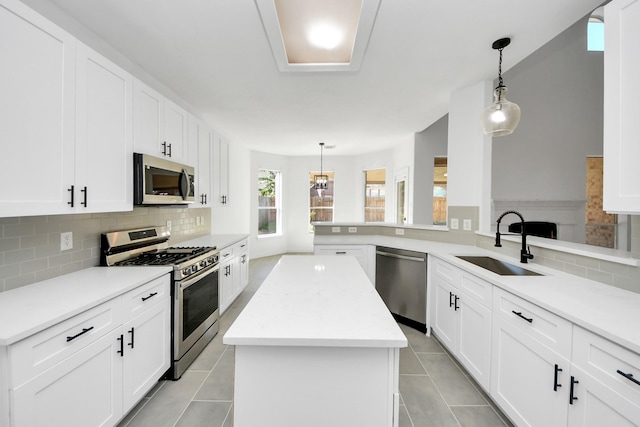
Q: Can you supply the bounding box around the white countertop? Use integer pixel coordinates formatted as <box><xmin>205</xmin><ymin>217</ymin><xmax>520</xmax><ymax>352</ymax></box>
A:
<box><xmin>223</xmin><ymin>255</ymin><xmax>408</xmax><ymax>348</ymax></box>
<box><xmin>315</xmin><ymin>234</ymin><xmax>640</xmax><ymax>355</ymax></box>
<box><xmin>0</xmin><ymin>266</ymin><xmax>171</xmax><ymax>345</ymax></box>
<box><xmin>177</xmin><ymin>234</ymin><xmax>248</xmax><ymax>250</ymax></box>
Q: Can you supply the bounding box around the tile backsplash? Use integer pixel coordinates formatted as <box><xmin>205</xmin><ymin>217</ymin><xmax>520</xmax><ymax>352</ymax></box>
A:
<box><xmin>0</xmin><ymin>207</ymin><xmax>211</xmax><ymax>292</ymax></box>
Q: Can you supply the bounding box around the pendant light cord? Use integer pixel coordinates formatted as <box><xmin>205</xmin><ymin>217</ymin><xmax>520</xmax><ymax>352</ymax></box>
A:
<box><xmin>497</xmin><ymin>47</ymin><xmax>504</xmax><ymax>88</ymax></box>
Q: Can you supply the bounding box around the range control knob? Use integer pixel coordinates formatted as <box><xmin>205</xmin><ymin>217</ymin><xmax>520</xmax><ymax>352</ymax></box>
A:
<box><xmin>182</xmin><ymin>268</ymin><xmax>190</xmax><ymax>277</ymax></box>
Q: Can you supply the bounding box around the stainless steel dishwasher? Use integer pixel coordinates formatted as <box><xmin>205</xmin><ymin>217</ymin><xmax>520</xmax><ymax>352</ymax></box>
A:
<box><xmin>375</xmin><ymin>246</ymin><xmax>427</xmax><ymax>332</ymax></box>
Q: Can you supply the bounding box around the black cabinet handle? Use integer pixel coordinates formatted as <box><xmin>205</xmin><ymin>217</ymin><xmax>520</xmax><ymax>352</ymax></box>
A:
<box><xmin>167</xmin><ymin>143</ymin><xmax>172</xmax><ymax>157</ymax></box>
<box><xmin>454</xmin><ymin>295</ymin><xmax>460</xmax><ymax>311</ymax></box>
<box><xmin>66</xmin><ymin>326</ymin><xmax>94</xmax><ymax>342</ymax></box>
<box><xmin>80</xmin><ymin>186</ymin><xmax>87</xmax><ymax>207</ymax></box>
<box><xmin>449</xmin><ymin>291</ymin><xmax>454</xmax><ymax>308</ymax></box>
<box><xmin>617</xmin><ymin>370</ymin><xmax>640</xmax><ymax>387</ymax></box>
<box><xmin>512</xmin><ymin>310</ymin><xmax>533</xmax><ymax>323</ymax></box>
<box><xmin>67</xmin><ymin>185</ymin><xmax>75</xmax><ymax>207</ymax></box>
<box><xmin>162</xmin><ymin>141</ymin><xmax>168</xmax><ymax>156</ymax></box>
<box><xmin>204</xmin><ymin>194</ymin><xmax>207</xmax><ymax>204</ymax></box>
<box><xmin>128</xmin><ymin>327</ymin><xmax>135</xmax><ymax>349</ymax></box>
<box><xmin>554</xmin><ymin>364</ymin><xmax>563</xmax><ymax>391</ymax></box>
<box><xmin>569</xmin><ymin>376</ymin><xmax>579</xmax><ymax>404</ymax></box>
<box><xmin>141</xmin><ymin>292</ymin><xmax>158</xmax><ymax>301</ymax></box>
<box><xmin>335</xmin><ymin>251</ymin><xmax>347</xmax><ymax>254</ymax></box>
<box><xmin>117</xmin><ymin>334</ymin><xmax>124</xmax><ymax>357</ymax></box>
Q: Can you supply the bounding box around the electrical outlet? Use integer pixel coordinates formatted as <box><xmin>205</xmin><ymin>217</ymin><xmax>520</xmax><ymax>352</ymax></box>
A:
<box><xmin>463</xmin><ymin>219</ymin><xmax>472</xmax><ymax>231</ymax></box>
<box><xmin>348</xmin><ymin>227</ymin><xmax>357</xmax><ymax>233</ymax></box>
<box><xmin>332</xmin><ymin>227</ymin><xmax>341</xmax><ymax>233</ymax></box>
<box><xmin>196</xmin><ymin>216</ymin><xmax>201</xmax><ymax>226</ymax></box>
<box><xmin>450</xmin><ymin>218</ymin><xmax>459</xmax><ymax>230</ymax></box>
<box><xmin>60</xmin><ymin>232</ymin><xmax>73</xmax><ymax>251</ymax></box>
<box><xmin>395</xmin><ymin>228</ymin><xmax>405</xmax><ymax>235</ymax></box>
<box><xmin>166</xmin><ymin>220</ymin><xmax>172</xmax><ymax>231</ymax></box>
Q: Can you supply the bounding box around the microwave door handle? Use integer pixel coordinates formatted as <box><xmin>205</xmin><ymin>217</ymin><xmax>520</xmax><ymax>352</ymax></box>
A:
<box><xmin>180</xmin><ymin>168</ymin><xmax>190</xmax><ymax>200</ymax></box>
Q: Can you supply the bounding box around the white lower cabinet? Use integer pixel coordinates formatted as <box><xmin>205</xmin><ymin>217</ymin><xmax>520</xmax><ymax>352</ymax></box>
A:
<box><xmin>313</xmin><ymin>244</ymin><xmax>376</xmax><ymax>284</ymax></box>
<box><xmin>567</xmin><ymin>326</ymin><xmax>640</xmax><ymax>426</ymax></box>
<box><xmin>6</xmin><ymin>274</ymin><xmax>170</xmax><ymax>427</ymax></box>
<box><xmin>430</xmin><ymin>258</ymin><xmax>492</xmax><ymax>390</ymax></box>
<box><xmin>220</xmin><ymin>239</ymin><xmax>249</xmax><ymax>314</ymax></box>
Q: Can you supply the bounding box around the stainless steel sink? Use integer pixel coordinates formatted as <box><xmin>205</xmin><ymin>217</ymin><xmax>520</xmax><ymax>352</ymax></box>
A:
<box><xmin>456</xmin><ymin>256</ymin><xmax>543</xmax><ymax>276</ymax></box>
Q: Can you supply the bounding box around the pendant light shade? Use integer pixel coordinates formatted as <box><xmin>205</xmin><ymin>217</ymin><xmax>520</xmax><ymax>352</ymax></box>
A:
<box><xmin>482</xmin><ymin>38</ymin><xmax>521</xmax><ymax>137</ymax></box>
<box><xmin>314</xmin><ymin>142</ymin><xmax>328</xmax><ymax>196</ymax></box>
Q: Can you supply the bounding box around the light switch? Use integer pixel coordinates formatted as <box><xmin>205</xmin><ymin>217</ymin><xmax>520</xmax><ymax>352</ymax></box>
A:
<box><xmin>463</xmin><ymin>219</ymin><xmax>472</xmax><ymax>231</ymax></box>
<box><xmin>450</xmin><ymin>218</ymin><xmax>459</xmax><ymax>230</ymax></box>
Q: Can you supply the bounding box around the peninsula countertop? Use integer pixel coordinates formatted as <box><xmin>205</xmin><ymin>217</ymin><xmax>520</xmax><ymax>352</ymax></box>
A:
<box><xmin>223</xmin><ymin>255</ymin><xmax>408</xmax><ymax>348</ymax></box>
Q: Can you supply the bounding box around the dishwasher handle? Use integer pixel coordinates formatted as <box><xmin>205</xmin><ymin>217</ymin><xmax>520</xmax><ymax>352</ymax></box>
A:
<box><xmin>376</xmin><ymin>250</ymin><xmax>425</xmax><ymax>263</ymax></box>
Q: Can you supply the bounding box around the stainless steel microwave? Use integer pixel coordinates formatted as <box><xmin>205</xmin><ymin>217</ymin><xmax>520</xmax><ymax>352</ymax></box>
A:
<box><xmin>134</xmin><ymin>153</ymin><xmax>195</xmax><ymax>205</ymax></box>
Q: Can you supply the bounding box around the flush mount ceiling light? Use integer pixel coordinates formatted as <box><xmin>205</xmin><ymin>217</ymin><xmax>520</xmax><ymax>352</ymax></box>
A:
<box><xmin>255</xmin><ymin>0</ymin><xmax>382</xmax><ymax>72</ymax></box>
<box><xmin>314</xmin><ymin>142</ymin><xmax>329</xmax><ymax>195</ymax></box>
<box><xmin>482</xmin><ymin>37</ymin><xmax>521</xmax><ymax>137</ymax></box>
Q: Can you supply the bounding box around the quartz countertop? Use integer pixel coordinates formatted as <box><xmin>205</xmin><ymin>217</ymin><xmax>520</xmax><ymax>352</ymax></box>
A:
<box><xmin>177</xmin><ymin>234</ymin><xmax>248</xmax><ymax>251</ymax></box>
<box><xmin>0</xmin><ymin>266</ymin><xmax>171</xmax><ymax>345</ymax></box>
<box><xmin>314</xmin><ymin>234</ymin><xmax>640</xmax><ymax>355</ymax></box>
<box><xmin>223</xmin><ymin>255</ymin><xmax>408</xmax><ymax>348</ymax></box>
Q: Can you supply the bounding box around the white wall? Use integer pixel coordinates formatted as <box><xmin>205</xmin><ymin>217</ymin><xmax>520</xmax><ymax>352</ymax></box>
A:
<box><xmin>447</xmin><ymin>80</ymin><xmax>493</xmax><ymax>231</ymax></box>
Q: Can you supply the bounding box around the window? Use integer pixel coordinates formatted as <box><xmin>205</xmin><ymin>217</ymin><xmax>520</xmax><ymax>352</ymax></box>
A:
<box><xmin>364</xmin><ymin>169</ymin><xmax>385</xmax><ymax>222</ymax></box>
<box><xmin>309</xmin><ymin>171</ymin><xmax>334</xmax><ymax>231</ymax></box>
<box><xmin>433</xmin><ymin>157</ymin><xmax>447</xmax><ymax>225</ymax></box>
<box><xmin>588</xmin><ymin>16</ymin><xmax>604</xmax><ymax>52</ymax></box>
<box><xmin>258</xmin><ymin>169</ymin><xmax>281</xmax><ymax>236</ymax></box>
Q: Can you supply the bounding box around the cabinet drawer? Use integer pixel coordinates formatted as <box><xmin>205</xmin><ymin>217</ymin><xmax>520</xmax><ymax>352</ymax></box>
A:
<box><xmin>123</xmin><ymin>275</ymin><xmax>170</xmax><ymax>321</ymax></box>
<box><xmin>234</xmin><ymin>239</ymin><xmax>248</xmax><ymax>254</ymax></box>
<box><xmin>8</xmin><ymin>297</ymin><xmax>123</xmax><ymax>387</ymax></box>
<box><xmin>317</xmin><ymin>246</ymin><xmax>366</xmax><ymax>257</ymax></box>
<box><xmin>460</xmin><ymin>273</ymin><xmax>492</xmax><ymax>309</ymax></box>
<box><xmin>493</xmin><ymin>288</ymin><xmax>572</xmax><ymax>358</ymax></box>
<box><xmin>432</xmin><ymin>257</ymin><xmax>462</xmax><ymax>286</ymax></box>
<box><xmin>220</xmin><ymin>245</ymin><xmax>234</xmax><ymax>260</ymax></box>
<box><xmin>573</xmin><ymin>326</ymin><xmax>640</xmax><ymax>403</ymax></box>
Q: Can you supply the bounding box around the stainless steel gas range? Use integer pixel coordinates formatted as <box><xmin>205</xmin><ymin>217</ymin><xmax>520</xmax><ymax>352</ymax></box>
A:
<box><xmin>101</xmin><ymin>226</ymin><xmax>220</xmax><ymax>380</ymax></box>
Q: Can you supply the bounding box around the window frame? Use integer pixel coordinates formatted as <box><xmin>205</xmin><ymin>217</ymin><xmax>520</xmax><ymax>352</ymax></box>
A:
<box><xmin>257</xmin><ymin>169</ymin><xmax>282</xmax><ymax>238</ymax></box>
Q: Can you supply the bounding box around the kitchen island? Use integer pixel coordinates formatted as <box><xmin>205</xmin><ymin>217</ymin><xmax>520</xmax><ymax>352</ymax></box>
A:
<box><xmin>223</xmin><ymin>255</ymin><xmax>407</xmax><ymax>427</ymax></box>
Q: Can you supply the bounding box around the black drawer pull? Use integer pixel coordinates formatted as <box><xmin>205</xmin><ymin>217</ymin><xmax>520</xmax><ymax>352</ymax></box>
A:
<box><xmin>554</xmin><ymin>364</ymin><xmax>563</xmax><ymax>391</ymax></box>
<box><xmin>141</xmin><ymin>292</ymin><xmax>158</xmax><ymax>302</ymax></box>
<box><xmin>569</xmin><ymin>376</ymin><xmax>579</xmax><ymax>404</ymax></box>
<box><xmin>512</xmin><ymin>310</ymin><xmax>533</xmax><ymax>323</ymax></box>
<box><xmin>617</xmin><ymin>370</ymin><xmax>640</xmax><ymax>386</ymax></box>
<box><xmin>66</xmin><ymin>326</ymin><xmax>94</xmax><ymax>342</ymax></box>
<box><xmin>335</xmin><ymin>251</ymin><xmax>347</xmax><ymax>254</ymax></box>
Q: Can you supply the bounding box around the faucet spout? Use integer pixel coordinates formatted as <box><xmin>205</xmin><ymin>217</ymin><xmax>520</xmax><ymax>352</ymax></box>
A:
<box><xmin>495</xmin><ymin>210</ymin><xmax>534</xmax><ymax>264</ymax></box>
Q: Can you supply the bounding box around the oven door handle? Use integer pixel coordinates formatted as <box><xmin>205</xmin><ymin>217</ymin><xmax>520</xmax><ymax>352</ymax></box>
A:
<box><xmin>180</xmin><ymin>265</ymin><xmax>219</xmax><ymax>290</ymax></box>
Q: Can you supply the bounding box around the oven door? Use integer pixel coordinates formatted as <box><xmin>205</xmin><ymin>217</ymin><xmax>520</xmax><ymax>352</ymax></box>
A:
<box><xmin>175</xmin><ymin>264</ymin><xmax>219</xmax><ymax>359</ymax></box>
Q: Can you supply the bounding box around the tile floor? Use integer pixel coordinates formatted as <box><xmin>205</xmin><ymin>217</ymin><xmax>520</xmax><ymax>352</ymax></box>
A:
<box><xmin>117</xmin><ymin>254</ymin><xmax>514</xmax><ymax>427</ymax></box>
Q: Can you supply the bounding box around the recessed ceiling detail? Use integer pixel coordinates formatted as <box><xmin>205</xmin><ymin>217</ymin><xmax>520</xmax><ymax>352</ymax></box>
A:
<box><xmin>255</xmin><ymin>0</ymin><xmax>382</xmax><ymax>72</ymax></box>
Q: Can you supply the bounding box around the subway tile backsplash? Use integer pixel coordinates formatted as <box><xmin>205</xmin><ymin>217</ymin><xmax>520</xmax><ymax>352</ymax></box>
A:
<box><xmin>0</xmin><ymin>207</ymin><xmax>211</xmax><ymax>292</ymax></box>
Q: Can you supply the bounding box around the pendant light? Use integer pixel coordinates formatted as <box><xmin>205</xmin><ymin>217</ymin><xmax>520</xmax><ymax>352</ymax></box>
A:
<box><xmin>314</xmin><ymin>142</ymin><xmax>328</xmax><ymax>196</ymax></box>
<box><xmin>482</xmin><ymin>37</ymin><xmax>521</xmax><ymax>137</ymax></box>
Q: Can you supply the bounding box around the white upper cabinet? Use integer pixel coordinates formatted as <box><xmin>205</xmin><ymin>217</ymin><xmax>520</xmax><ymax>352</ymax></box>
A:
<box><xmin>603</xmin><ymin>0</ymin><xmax>640</xmax><ymax>213</ymax></box>
<box><xmin>133</xmin><ymin>79</ymin><xmax>189</xmax><ymax>164</ymax></box>
<box><xmin>188</xmin><ymin>115</ymin><xmax>212</xmax><ymax>207</ymax></box>
<box><xmin>0</xmin><ymin>0</ymin><xmax>76</xmax><ymax>217</ymax></box>
<box><xmin>212</xmin><ymin>132</ymin><xmax>230</xmax><ymax>207</ymax></box>
<box><xmin>75</xmin><ymin>43</ymin><xmax>133</xmax><ymax>213</ymax></box>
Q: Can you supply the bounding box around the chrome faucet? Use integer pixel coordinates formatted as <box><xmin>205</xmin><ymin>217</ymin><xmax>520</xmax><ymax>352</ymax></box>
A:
<box><xmin>495</xmin><ymin>210</ymin><xmax>534</xmax><ymax>264</ymax></box>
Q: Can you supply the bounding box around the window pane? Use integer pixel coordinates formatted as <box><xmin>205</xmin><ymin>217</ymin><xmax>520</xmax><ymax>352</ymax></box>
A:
<box><xmin>310</xmin><ymin>208</ymin><xmax>333</xmax><ymax>222</ymax></box>
<box><xmin>258</xmin><ymin>169</ymin><xmax>280</xmax><ymax>235</ymax></box>
<box><xmin>587</xmin><ymin>21</ymin><xmax>604</xmax><ymax>52</ymax></box>
<box><xmin>364</xmin><ymin>169</ymin><xmax>385</xmax><ymax>222</ymax></box>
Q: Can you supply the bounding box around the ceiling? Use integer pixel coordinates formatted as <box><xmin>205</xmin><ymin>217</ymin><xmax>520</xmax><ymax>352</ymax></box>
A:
<box><xmin>22</xmin><ymin>0</ymin><xmax>604</xmax><ymax>156</ymax></box>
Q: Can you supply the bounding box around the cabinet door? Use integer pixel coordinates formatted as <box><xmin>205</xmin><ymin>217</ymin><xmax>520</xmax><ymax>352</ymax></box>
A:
<box><xmin>188</xmin><ymin>116</ymin><xmax>212</xmax><ymax>207</ymax></box>
<box><xmin>133</xmin><ymin>79</ymin><xmax>164</xmax><ymax>157</ymax></box>
<box><xmin>431</xmin><ymin>275</ymin><xmax>457</xmax><ymax>351</ymax></box>
<box><xmin>239</xmin><ymin>252</ymin><xmax>249</xmax><ymax>291</ymax></box>
<box><xmin>568</xmin><ymin>365</ymin><xmax>640</xmax><ymax>427</ymax></box>
<box><xmin>213</xmin><ymin>132</ymin><xmax>230</xmax><ymax>206</ymax></box>
<box><xmin>603</xmin><ymin>0</ymin><xmax>640</xmax><ymax>213</ymax></box>
<box><xmin>457</xmin><ymin>294</ymin><xmax>492</xmax><ymax>390</ymax></box>
<box><xmin>11</xmin><ymin>328</ymin><xmax>123</xmax><ymax>427</ymax></box>
<box><xmin>163</xmin><ymin>100</ymin><xmax>188</xmax><ymax>163</ymax></box>
<box><xmin>75</xmin><ymin>43</ymin><xmax>133</xmax><ymax>213</ymax></box>
<box><xmin>0</xmin><ymin>0</ymin><xmax>75</xmax><ymax>217</ymax></box>
<box><xmin>122</xmin><ymin>298</ymin><xmax>171</xmax><ymax>411</ymax></box>
<box><xmin>220</xmin><ymin>258</ymin><xmax>238</xmax><ymax>314</ymax></box>
<box><xmin>491</xmin><ymin>315</ymin><xmax>569</xmax><ymax>427</ymax></box>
